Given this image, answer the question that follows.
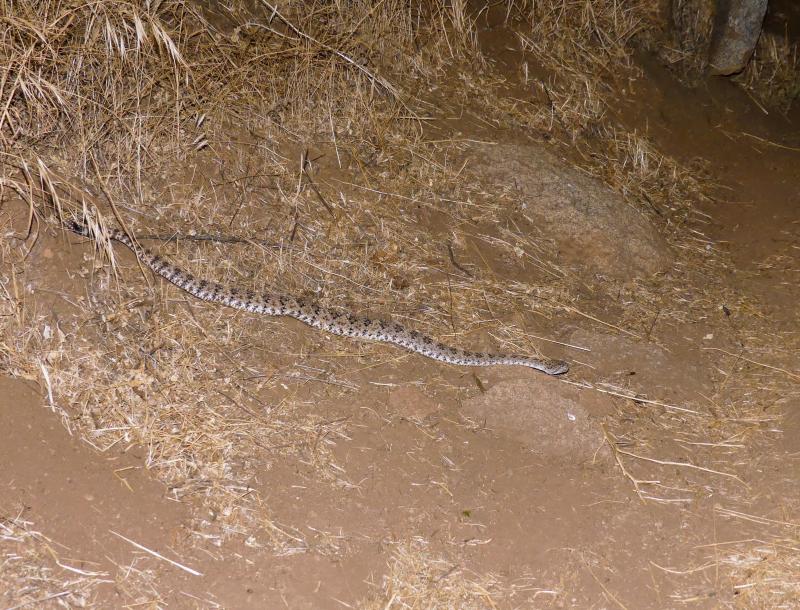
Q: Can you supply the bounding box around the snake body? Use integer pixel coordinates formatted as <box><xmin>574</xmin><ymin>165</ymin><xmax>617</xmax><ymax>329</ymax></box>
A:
<box><xmin>68</xmin><ymin>221</ymin><xmax>569</xmax><ymax>375</ymax></box>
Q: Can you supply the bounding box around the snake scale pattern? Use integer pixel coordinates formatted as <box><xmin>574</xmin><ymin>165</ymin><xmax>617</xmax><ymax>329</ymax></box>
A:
<box><xmin>68</xmin><ymin>220</ymin><xmax>569</xmax><ymax>375</ymax></box>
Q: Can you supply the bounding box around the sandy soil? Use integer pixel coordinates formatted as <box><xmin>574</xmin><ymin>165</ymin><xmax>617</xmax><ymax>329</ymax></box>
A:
<box><xmin>2</xmin><ymin>23</ymin><xmax>799</xmax><ymax>610</ymax></box>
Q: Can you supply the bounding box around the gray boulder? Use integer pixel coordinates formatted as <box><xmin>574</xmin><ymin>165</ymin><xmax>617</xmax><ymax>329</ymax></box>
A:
<box><xmin>471</xmin><ymin>144</ymin><xmax>673</xmax><ymax>280</ymax></box>
<box><xmin>709</xmin><ymin>0</ymin><xmax>768</xmax><ymax>75</ymax></box>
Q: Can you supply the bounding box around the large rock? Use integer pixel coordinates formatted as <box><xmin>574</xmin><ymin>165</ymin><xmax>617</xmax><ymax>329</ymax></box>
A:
<box><xmin>471</xmin><ymin>144</ymin><xmax>673</xmax><ymax>280</ymax></box>
<box><xmin>708</xmin><ymin>0</ymin><xmax>768</xmax><ymax>75</ymax></box>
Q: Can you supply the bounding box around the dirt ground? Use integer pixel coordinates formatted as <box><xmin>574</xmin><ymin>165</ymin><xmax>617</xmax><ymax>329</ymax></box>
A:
<box><xmin>2</xmin><ymin>10</ymin><xmax>799</xmax><ymax>610</ymax></box>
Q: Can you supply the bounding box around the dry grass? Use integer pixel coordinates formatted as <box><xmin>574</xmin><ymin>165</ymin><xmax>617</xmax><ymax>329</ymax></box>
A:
<box><xmin>1</xmin><ymin>0</ymin><xmax>199</xmax><ymax>180</ymax></box>
<box><xmin>360</xmin><ymin>539</ymin><xmax>504</xmax><ymax>609</ymax></box>
<box><xmin>738</xmin><ymin>32</ymin><xmax>800</xmax><ymax>113</ymax></box>
<box><xmin>1</xmin><ymin>0</ymin><xmax>799</xmax><ymax>605</ymax></box>
<box><xmin>0</xmin><ymin>512</ymin><xmax>113</xmax><ymax>610</ymax></box>
<box><xmin>720</xmin><ymin>537</ymin><xmax>800</xmax><ymax>608</ymax></box>
<box><xmin>660</xmin><ymin>0</ymin><xmax>716</xmax><ymax>74</ymax></box>
<box><xmin>0</xmin><ymin>0</ymin><xmax>471</xmax><ymax>186</ymax></box>
<box><xmin>516</xmin><ymin>0</ymin><xmax>649</xmax><ymax>74</ymax></box>
<box><xmin>0</xmin><ymin>507</ymin><xmax>201</xmax><ymax>607</ymax></box>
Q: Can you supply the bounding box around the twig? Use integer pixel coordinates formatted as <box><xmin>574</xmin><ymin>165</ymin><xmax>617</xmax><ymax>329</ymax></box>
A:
<box><xmin>540</xmin><ymin>83</ymin><xmax>570</xmax><ymax>134</ymax></box>
<box><xmin>301</xmin><ymin>150</ymin><xmax>335</xmax><ymax>217</ymax></box>
<box><xmin>715</xmin><ymin>506</ymin><xmax>800</xmax><ymax>528</ymax></box>
<box><xmin>739</xmin><ymin>131</ymin><xmax>800</xmax><ymax>152</ymax></box>
<box><xmin>525</xmin><ymin>333</ymin><xmax>591</xmax><ymax>352</ymax></box>
<box><xmin>649</xmin><ymin>560</ymin><xmax>716</xmax><ymax>575</ymax></box>
<box><xmin>584</xmin><ymin>556</ymin><xmax>629</xmax><ymax>610</ymax></box>
<box><xmin>701</xmin><ymin>347</ymin><xmax>800</xmax><ymax>381</ymax></box>
<box><xmin>135</xmin><ymin>232</ymin><xmax>287</xmax><ymax>249</ymax></box>
<box><xmin>109</xmin><ymin>530</ymin><xmax>203</xmax><ymax>576</ymax></box>
<box><xmin>555</xmin><ymin>302</ymin><xmax>642</xmax><ymax>338</ymax></box>
<box><xmin>4</xmin><ymin>591</ymin><xmax>71</xmax><ymax>610</ymax></box>
<box><xmin>614</xmin><ymin>448</ymin><xmax>744</xmax><ymax>484</ymax></box>
<box><xmin>447</xmin><ymin>243</ymin><xmax>473</xmax><ymax>277</ymax></box>
<box><xmin>446</xmin><ymin>275</ymin><xmax>457</xmax><ymax>334</ymax></box>
<box><xmin>562</xmin><ymin>379</ymin><xmax>704</xmax><ymax>415</ymax></box>
<box><xmin>602</xmin><ymin>424</ymin><xmax>650</xmax><ymax>502</ymax></box>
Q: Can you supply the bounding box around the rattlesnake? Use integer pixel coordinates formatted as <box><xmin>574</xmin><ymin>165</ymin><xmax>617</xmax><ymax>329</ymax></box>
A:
<box><xmin>67</xmin><ymin>220</ymin><xmax>569</xmax><ymax>376</ymax></box>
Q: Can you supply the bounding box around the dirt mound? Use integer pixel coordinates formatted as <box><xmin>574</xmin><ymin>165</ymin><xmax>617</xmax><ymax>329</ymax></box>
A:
<box><xmin>460</xmin><ymin>379</ymin><xmax>609</xmax><ymax>465</ymax></box>
<box><xmin>471</xmin><ymin>143</ymin><xmax>673</xmax><ymax>280</ymax></box>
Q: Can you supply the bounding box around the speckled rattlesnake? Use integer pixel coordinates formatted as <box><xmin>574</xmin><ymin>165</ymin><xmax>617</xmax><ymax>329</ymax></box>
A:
<box><xmin>67</xmin><ymin>220</ymin><xmax>569</xmax><ymax>376</ymax></box>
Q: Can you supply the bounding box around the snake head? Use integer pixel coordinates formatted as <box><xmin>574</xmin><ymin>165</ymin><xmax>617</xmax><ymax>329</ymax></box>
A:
<box><xmin>544</xmin><ymin>359</ymin><xmax>570</xmax><ymax>375</ymax></box>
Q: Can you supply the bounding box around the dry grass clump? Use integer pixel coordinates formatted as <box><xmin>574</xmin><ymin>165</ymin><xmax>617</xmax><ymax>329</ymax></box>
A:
<box><xmin>667</xmin><ymin>500</ymin><xmax>800</xmax><ymax>605</ymax></box>
<box><xmin>0</xmin><ymin>511</ymin><xmax>110</xmax><ymax>608</ymax></box>
<box><xmin>737</xmin><ymin>32</ymin><xmax>800</xmax><ymax>113</ymax></box>
<box><xmin>0</xmin><ymin>508</ymin><xmax>178</xmax><ymax>605</ymax></box>
<box><xmin>720</xmin><ymin>538</ymin><xmax>800</xmax><ymax>608</ymax></box>
<box><xmin>0</xmin><ymin>0</ymin><xmax>477</xmax><ymax>189</ymax></box>
<box><xmin>1</xmin><ymin>0</ymin><xmax>200</xmax><ymax>174</ymax></box>
<box><xmin>510</xmin><ymin>0</ymin><xmax>647</xmax><ymax>142</ymax></box>
<box><xmin>361</xmin><ymin>540</ymin><xmax>503</xmax><ymax>609</ymax></box>
<box><xmin>659</xmin><ymin>0</ymin><xmax>715</xmax><ymax>74</ymax></box>
<box><xmin>586</xmin><ymin>130</ymin><xmax>707</xmax><ymax>230</ymax></box>
<box><xmin>515</xmin><ymin>0</ymin><xmax>651</xmax><ymax>75</ymax></box>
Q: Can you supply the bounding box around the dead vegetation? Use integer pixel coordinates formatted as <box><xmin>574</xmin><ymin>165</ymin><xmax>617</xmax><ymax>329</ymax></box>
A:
<box><xmin>361</xmin><ymin>540</ymin><xmax>504</xmax><ymax>609</ymax></box>
<box><xmin>739</xmin><ymin>31</ymin><xmax>800</xmax><ymax>113</ymax></box>
<box><xmin>0</xmin><ymin>512</ymin><xmax>111</xmax><ymax>608</ymax></box>
<box><xmin>1</xmin><ymin>0</ymin><xmax>798</xmax><ymax>606</ymax></box>
<box><xmin>662</xmin><ymin>0</ymin><xmax>800</xmax><ymax>112</ymax></box>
